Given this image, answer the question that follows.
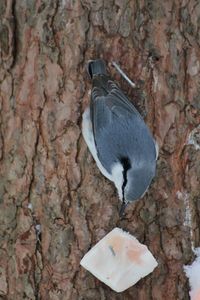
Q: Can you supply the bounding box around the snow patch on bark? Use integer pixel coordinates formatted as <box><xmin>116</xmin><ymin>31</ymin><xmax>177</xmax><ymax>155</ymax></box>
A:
<box><xmin>184</xmin><ymin>248</ymin><xmax>200</xmax><ymax>300</ymax></box>
<box><xmin>35</xmin><ymin>224</ymin><xmax>41</xmax><ymax>241</ymax></box>
<box><xmin>187</xmin><ymin>125</ymin><xmax>200</xmax><ymax>150</ymax></box>
<box><xmin>177</xmin><ymin>191</ymin><xmax>194</xmax><ymax>250</ymax></box>
<box><xmin>28</xmin><ymin>203</ymin><xmax>33</xmax><ymax>210</ymax></box>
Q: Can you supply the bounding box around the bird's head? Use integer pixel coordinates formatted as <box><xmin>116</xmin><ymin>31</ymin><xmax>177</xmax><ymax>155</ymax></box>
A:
<box><xmin>118</xmin><ymin>159</ymin><xmax>156</xmax><ymax>217</ymax></box>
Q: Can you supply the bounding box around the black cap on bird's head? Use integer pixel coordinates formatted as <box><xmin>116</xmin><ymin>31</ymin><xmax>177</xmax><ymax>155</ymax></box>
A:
<box><xmin>119</xmin><ymin>163</ymin><xmax>156</xmax><ymax>217</ymax></box>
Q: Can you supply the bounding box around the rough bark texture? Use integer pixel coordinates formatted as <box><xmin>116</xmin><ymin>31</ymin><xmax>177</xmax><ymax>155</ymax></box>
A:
<box><xmin>0</xmin><ymin>1</ymin><xmax>200</xmax><ymax>299</ymax></box>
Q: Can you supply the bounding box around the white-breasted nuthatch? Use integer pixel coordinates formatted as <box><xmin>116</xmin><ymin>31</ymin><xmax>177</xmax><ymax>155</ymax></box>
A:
<box><xmin>82</xmin><ymin>59</ymin><xmax>158</xmax><ymax>215</ymax></box>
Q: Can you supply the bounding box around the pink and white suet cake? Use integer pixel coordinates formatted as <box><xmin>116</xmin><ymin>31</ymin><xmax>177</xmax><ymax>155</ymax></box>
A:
<box><xmin>80</xmin><ymin>227</ymin><xmax>158</xmax><ymax>292</ymax></box>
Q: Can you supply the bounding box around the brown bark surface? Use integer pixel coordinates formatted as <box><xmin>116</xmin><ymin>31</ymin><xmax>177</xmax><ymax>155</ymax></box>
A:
<box><xmin>0</xmin><ymin>1</ymin><xmax>200</xmax><ymax>299</ymax></box>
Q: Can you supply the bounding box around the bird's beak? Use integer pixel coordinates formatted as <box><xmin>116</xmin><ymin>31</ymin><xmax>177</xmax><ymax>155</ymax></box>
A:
<box><xmin>119</xmin><ymin>201</ymin><xmax>128</xmax><ymax>218</ymax></box>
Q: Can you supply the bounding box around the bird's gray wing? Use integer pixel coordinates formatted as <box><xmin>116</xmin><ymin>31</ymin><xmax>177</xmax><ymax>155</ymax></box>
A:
<box><xmin>90</xmin><ymin>82</ymin><xmax>150</xmax><ymax>173</ymax></box>
<box><xmin>90</xmin><ymin>81</ymin><xmax>143</xmax><ymax>137</ymax></box>
<box><xmin>105</xmin><ymin>80</ymin><xmax>143</xmax><ymax>118</ymax></box>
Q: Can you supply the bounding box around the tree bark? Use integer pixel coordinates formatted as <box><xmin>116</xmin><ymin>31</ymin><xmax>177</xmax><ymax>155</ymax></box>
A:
<box><xmin>0</xmin><ymin>0</ymin><xmax>200</xmax><ymax>299</ymax></box>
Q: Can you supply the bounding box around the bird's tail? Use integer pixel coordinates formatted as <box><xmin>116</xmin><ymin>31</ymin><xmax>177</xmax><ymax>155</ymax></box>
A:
<box><xmin>87</xmin><ymin>59</ymin><xmax>107</xmax><ymax>79</ymax></box>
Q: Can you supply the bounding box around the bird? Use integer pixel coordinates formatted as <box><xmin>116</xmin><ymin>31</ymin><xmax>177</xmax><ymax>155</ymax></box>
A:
<box><xmin>82</xmin><ymin>59</ymin><xmax>158</xmax><ymax>216</ymax></box>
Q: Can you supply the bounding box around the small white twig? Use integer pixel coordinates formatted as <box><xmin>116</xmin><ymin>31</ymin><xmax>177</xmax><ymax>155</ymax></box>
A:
<box><xmin>112</xmin><ymin>61</ymin><xmax>136</xmax><ymax>88</ymax></box>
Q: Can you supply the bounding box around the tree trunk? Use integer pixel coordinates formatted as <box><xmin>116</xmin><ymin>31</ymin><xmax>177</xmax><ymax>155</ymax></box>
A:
<box><xmin>0</xmin><ymin>1</ymin><xmax>200</xmax><ymax>299</ymax></box>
